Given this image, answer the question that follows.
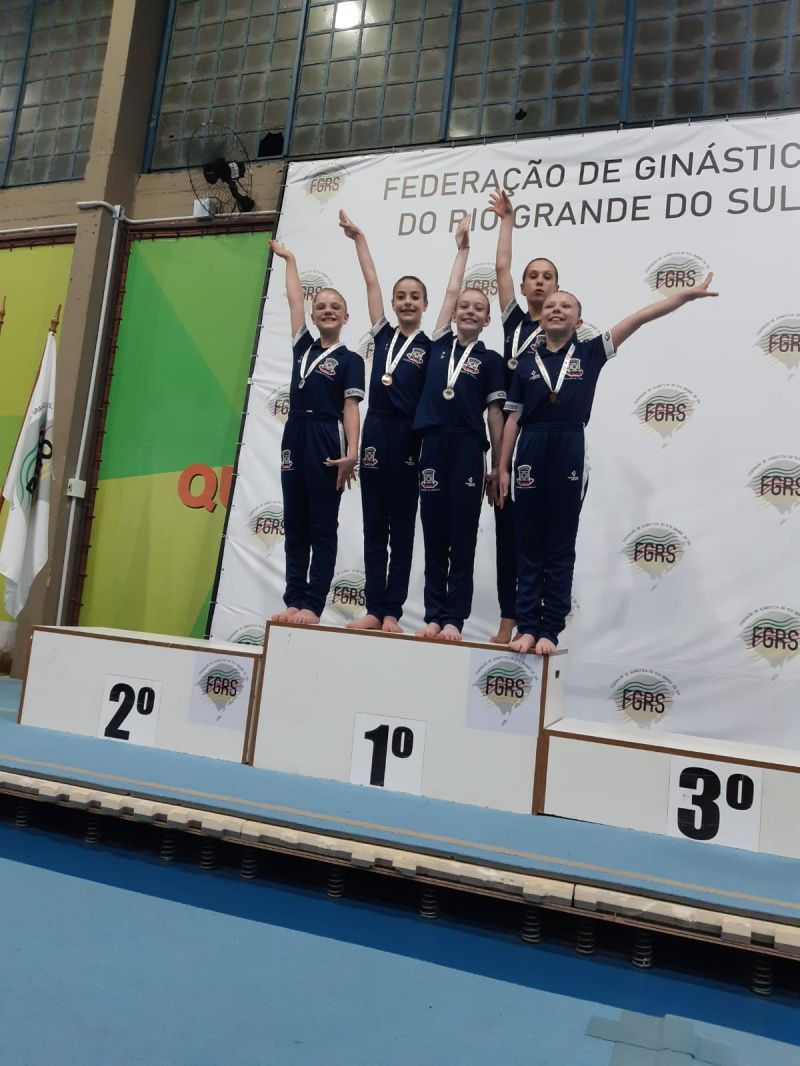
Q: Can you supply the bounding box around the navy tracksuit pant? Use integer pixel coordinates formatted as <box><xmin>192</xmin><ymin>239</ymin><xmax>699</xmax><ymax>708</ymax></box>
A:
<box><xmin>280</xmin><ymin>414</ymin><xmax>344</xmax><ymax>617</ymax></box>
<box><xmin>493</xmin><ymin>491</ymin><xmax>517</xmax><ymax>619</ymax></box>
<box><xmin>418</xmin><ymin>430</ymin><xmax>485</xmax><ymax>631</ymax></box>
<box><xmin>513</xmin><ymin>424</ymin><xmax>586</xmax><ymax>643</ymax></box>
<box><xmin>360</xmin><ymin>411</ymin><xmax>419</xmax><ymax>620</ymax></box>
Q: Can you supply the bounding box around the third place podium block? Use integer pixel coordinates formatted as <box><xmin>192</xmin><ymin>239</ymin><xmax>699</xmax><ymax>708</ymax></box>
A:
<box><xmin>250</xmin><ymin>622</ymin><xmax>564</xmax><ymax>814</ymax></box>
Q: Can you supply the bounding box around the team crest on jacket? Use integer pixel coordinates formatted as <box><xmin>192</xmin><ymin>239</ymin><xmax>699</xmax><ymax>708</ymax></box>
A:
<box><xmin>405</xmin><ymin>347</ymin><xmax>426</xmax><ymax>367</ymax></box>
<box><xmin>318</xmin><ymin>357</ymin><xmax>338</xmax><ymax>377</ymax></box>
<box><xmin>362</xmin><ymin>446</ymin><xmax>378</xmax><ymax>468</ymax></box>
<box><xmin>420</xmin><ymin>468</ymin><xmax>438</xmax><ymax>490</ymax></box>
<box><xmin>460</xmin><ymin>356</ymin><xmax>482</xmax><ymax>377</ymax></box>
<box><xmin>280</xmin><ymin>449</ymin><xmax>293</xmax><ymax>471</ymax></box>
<box><xmin>565</xmin><ymin>357</ymin><xmax>583</xmax><ymax>378</ymax></box>
<box><xmin>516</xmin><ymin>464</ymin><xmax>534</xmax><ymax>489</ymax></box>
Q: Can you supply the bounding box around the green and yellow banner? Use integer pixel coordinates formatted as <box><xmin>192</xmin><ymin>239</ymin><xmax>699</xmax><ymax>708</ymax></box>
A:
<box><xmin>79</xmin><ymin>232</ymin><xmax>269</xmax><ymax>637</ymax></box>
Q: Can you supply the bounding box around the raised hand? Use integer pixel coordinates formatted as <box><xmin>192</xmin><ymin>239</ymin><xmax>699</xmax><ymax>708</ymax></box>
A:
<box><xmin>455</xmin><ymin>213</ymin><xmax>470</xmax><ymax>250</ymax></box>
<box><xmin>338</xmin><ymin>210</ymin><xmax>363</xmax><ymax>241</ymax></box>
<box><xmin>681</xmin><ymin>272</ymin><xmax>718</xmax><ymax>300</ymax></box>
<box><xmin>269</xmin><ymin>239</ymin><xmax>293</xmax><ymax>260</ymax></box>
<box><xmin>488</xmin><ymin>188</ymin><xmax>513</xmax><ymax>218</ymax></box>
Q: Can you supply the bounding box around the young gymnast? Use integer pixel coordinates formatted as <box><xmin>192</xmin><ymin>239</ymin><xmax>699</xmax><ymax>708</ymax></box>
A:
<box><xmin>488</xmin><ymin>188</ymin><xmax>560</xmax><ymax>645</ymax></box>
<box><xmin>268</xmin><ymin>240</ymin><xmax>365</xmax><ymax>626</ymax></box>
<box><xmin>498</xmin><ymin>276</ymin><xmax>718</xmax><ymax>655</ymax></box>
<box><xmin>412</xmin><ymin>222</ymin><xmax>506</xmax><ymax>642</ymax></box>
<box><xmin>338</xmin><ymin>211</ymin><xmax>470</xmax><ymax>634</ymax></box>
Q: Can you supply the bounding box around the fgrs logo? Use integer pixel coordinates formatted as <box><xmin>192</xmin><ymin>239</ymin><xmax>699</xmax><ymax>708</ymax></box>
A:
<box><xmin>304</xmin><ymin>165</ymin><xmax>347</xmax><ymax>204</ymax></box>
<box><xmin>622</xmin><ymin>523</ymin><xmax>689</xmax><ymax>584</ymax></box>
<box><xmin>463</xmin><ymin>263</ymin><xmax>497</xmax><ymax>301</ymax></box>
<box><xmin>358</xmin><ymin>332</ymin><xmax>375</xmax><ymax>362</ymax></box>
<box><xmin>299</xmin><ymin>270</ymin><xmax>332</xmax><ymax>312</ymax></box>
<box><xmin>267</xmin><ymin>385</ymin><xmax>290</xmax><ymax>423</ymax></box>
<box><xmin>645</xmin><ymin>253</ymin><xmax>710</xmax><ymax>298</ymax></box>
<box><xmin>633</xmin><ymin>384</ymin><xmax>699</xmax><ymax>441</ymax></box>
<box><xmin>747</xmin><ymin>455</ymin><xmax>800</xmax><ymax>519</ymax></box>
<box><xmin>196</xmin><ymin>659</ymin><xmax>246</xmax><ymax>718</ymax></box>
<box><xmin>248</xmin><ymin>502</ymin><xmax>285</xmax><ymax>555</ymax></box>
<box><xmin>230</xmin><ymin>624</ymin><xmax>265</xmax><ymax>646</ymax></box>
<box><xmin>738</xmin><ymin>606</ymin><xmax>800</xmax><ymax>669</ymax></box>
<box><xmin>473</xmin><ymin>656</ymin><xmax>535</xmax><ymax>723</ymax></box>
<box><xmin>326</xmin><ymin>569</ymin><xmax>366</xmax><ymax>621</ymax></box>
<box><xmin>755</xmin><ymin>315</ymin><xmax>800</xmax><ymax>371</ymax></box>
<box><xmin>610</xmin><ymin>669</ymin><xmax>679</xmax><ymax>728</ymax></box>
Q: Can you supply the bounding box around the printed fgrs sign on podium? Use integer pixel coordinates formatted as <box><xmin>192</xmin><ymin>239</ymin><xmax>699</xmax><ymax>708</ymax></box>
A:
<box><xmin>250</xmin><ymin>623</ymin><xmax>561</xmax><ymax>813</ymax></box>
<box><xmin>210</xmin><ymin>113</ymin><xmax>800</xmax><ymax>754</ymax></box>
<box><xmin>20</xmin><ymin>627</ymin><xmax>260</xmax><ymax>763</ymax></box>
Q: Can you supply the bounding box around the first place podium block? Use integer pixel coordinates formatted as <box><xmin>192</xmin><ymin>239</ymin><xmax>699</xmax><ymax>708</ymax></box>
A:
<box><xmin>20</xmin><ymin>627</ymin><xmax>262</xmax><ymax>763</ymax></box>
<box><xmin>250</xmin><ymin>622</ymin><xmax>564</xmax><ymax>814</ymax></box>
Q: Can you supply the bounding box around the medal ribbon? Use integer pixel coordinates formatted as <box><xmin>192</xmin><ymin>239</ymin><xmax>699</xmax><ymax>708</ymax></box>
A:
<box><xmin>385</xmin><ymin>329</ymin><xmax>420</xmax><ymax>380</ymax></box>
<box><xmin>446</xmin><ymin>337</ymin><xmax>476</xmax><ymax>393</ymax></box>
<box><xmin>511</xmin><ymin>322</ymin><xmax>542</xmax><ymax>363</ymax></box>
<box><xmin>534</xmin><ymin>342</ymin><xmax>574</xmax><ymax>400</ymax></box>
<box><xmin>299</xmin><ymin>341</ymin><xmax>343</xmax><ymax>386</ymax></box>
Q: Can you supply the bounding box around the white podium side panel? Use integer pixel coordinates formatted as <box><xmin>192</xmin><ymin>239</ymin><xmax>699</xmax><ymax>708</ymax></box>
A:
<box><xmin>20</xmin><ymin>627</ymin><xmax>260</xmax><ymax>763</ymax></box>
<box><xmin>252</xmin><ymin>624</ymin><xmax>558</xmax><ymax>814</ymax></box>
<box><xmin>544</xmin><ymin>736</ymin><xmax>670</xmax><ymax>833</ymax></box>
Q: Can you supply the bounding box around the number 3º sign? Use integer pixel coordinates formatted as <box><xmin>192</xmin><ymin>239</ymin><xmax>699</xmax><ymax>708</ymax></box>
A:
<box><xmin>350</xmin><ymin>713</ymin><xmax>426</xmax><ymax>795</ymax></box>
<box><xmin>666</xmin><ymin>756</ymin><xmax>764</xmax><ymax>852</ymax></box>
<box><xmin>98</xmin><ymin>674</ymin><xmax>163</xmax><ymax>746</ymax></box>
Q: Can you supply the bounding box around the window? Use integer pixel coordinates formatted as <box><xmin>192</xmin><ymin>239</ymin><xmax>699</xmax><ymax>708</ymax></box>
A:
<box><xmin>150</xmin><ymin>0</ymin><xmax>305</xmax><ymax>169</ymax></box>
<box><xmin>3</xmin><ymin>0</ymin><xmax>111</xmax><ymax>187</ymax></box>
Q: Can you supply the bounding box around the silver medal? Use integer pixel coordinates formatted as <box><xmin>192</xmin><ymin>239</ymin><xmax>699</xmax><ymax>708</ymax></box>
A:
<box><xmin>507</xmin><ymin>357</ymin><xmax>518</xmax><ymax>370</ymax></box>
<box><xmin>381</xmin><ymin>373</ymin><xmax>393</xmax><ymax>386</ymax></box>
<box><xmin>443</xmin><ymin>387</ymin><xmax>455</xmax><ymax>400</ymax></box>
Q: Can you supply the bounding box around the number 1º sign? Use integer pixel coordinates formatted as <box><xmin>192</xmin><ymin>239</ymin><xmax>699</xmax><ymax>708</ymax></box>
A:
<box><xmin>98</xmin><ymin>674</ymin><xmax>163</xmax><ymax>746</ymax></box>
<box><xmin>666</xmin><ymin>755</ymin><xmax>764</xmax><ymax>852</ymax></box>
<box><xmin>350</xmin><ymin>713</ymin><xmax>426</xmax><ymax>795</ymax></box>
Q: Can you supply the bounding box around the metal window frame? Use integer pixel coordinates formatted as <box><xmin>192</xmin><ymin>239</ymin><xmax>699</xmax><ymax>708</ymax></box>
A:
<box><xmin>0</xmin><ymin>0</ymin><xmax>36</xmax><ymax>187</ymax></box>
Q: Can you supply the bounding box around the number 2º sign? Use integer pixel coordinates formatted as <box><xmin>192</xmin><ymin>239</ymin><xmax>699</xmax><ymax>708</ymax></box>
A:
<box><xmin>350</xmin><ymin>713</ymin><xmax>426</xmax><ymax>795</ymax></box>
<box><xmin>666</xmin><ymin>756</ymin><xmax>764</xmax><ymax>852</ymax></box>
<box><xmin>98</xmin><ymin>674</ymin><xmax>163</xmax><ymax>746</ymax></box>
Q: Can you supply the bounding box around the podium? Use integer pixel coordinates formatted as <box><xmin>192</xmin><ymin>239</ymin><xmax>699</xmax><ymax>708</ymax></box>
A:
<box><xmin>19</xmin><ymin>626</ymin><xmax>261</xmax><ymax>763</ymax></box>
<box><xmin>252</xmin><ymin>623</ymin><xmax>563</xmax><ymax>814</ymax></box>
<box><xmin>540</xmin><ymin>717</ymin><xmax>800</xmax><ymax>858</ymax></box>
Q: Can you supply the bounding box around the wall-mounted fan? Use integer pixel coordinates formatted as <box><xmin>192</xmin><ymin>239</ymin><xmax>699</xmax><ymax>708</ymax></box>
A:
<box><xmin>186</xmin><ymin>122</ymin><xmax>256</xmax><ymax>216</ymax></box>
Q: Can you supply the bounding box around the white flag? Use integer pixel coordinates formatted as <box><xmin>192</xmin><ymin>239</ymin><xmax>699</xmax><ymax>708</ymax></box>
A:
<box><xmin>0</xmin><ymin>331</ymin><xmax>57</xmax><ymax>618</ymax></box>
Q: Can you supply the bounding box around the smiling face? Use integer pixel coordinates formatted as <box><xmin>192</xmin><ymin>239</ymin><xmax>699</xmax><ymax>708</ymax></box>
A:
<box><xmin>521</xmin><ymin>258</ymin><xmax>558</xmax><ymax>312</ymax></box>
<box><xmin>311</xmin><ymin>288</ymin><xmax>349</xmax><ymax>337</ymax></box>
<box><xmin>540</xmin><ymin>291</ymin><xmax>582</xmax><ymax>340</ymax></box>
<box><xmin>453</xmin><ymin>287</ymin><xmax>491</xmax><ymax>339</ymax></box>
<box><xmin>391</xmin><ymin>276</ymin><xmax>428</xmax><ymax>332</ymax></box>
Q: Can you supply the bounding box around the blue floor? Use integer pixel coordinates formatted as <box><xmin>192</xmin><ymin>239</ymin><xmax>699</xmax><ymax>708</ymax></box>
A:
<box><xmin>1</xmin><ymin>677</ymin><xmax>800</xmax><ymax>924</ymax></box>
<box><xmin>1</xmin><ymin>822</ymin><xmax>798</xmax><ymax>1066</ymax></box>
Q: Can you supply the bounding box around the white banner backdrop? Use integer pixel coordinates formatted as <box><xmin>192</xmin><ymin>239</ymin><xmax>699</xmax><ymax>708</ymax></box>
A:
<box><xmin>210</xmin><ymin>113</ymin><xmax>800</xmax><ymax>749</ymax></box>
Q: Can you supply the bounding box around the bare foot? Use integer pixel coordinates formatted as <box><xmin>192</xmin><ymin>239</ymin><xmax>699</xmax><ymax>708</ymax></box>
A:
<box><xmin>271</xmin><ymin>607</ymin><xmax>300</xmax><ymax>622</ymax></box>
<box><xmin>382</xmin><ymin>616</ymin><xmax>403</xmax><ymax>634</ymax></box>
<box><xmin>534</xmin><ymin>636</ymin><xmax>557</xmax><ymax>655</ymax></box>
<box><xmin>294</xmin><ymin>609</ymin><xmax>320</xmax><ymax>625</ymax></box>
<box><xmin>346</xmin><ymin>613</ymin><xmax>382</xmax><ymax>631</ymax></box>
<box><xmin>416</xmin><ymin>622</ymin><xmax>441</xmax><ymax>638</ymax></box>
<box><xmin>490</xmin><ymin>617</ymin><xmax>516</xmax><ymax>644</ymax></box>
<box><xmin>438</xmin><ymin>624</ymin><xmax>462</xmax><ymax>642</ymax></box>
<box><xmin>509</xmin><ymin>633</ymin><xmax>537</xmax><ymax>653</ymax></box>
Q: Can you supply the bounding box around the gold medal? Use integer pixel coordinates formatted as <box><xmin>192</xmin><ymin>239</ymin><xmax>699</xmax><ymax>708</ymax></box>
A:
<box><xmin>549</xmin><ymin>392</ymin><xmax>558</xmax><ymax>405</ymax></box>
<box><xmin>381</xmin><ymin>373</ymin><xmax>393</xmax><ymax>386</ymax></box>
